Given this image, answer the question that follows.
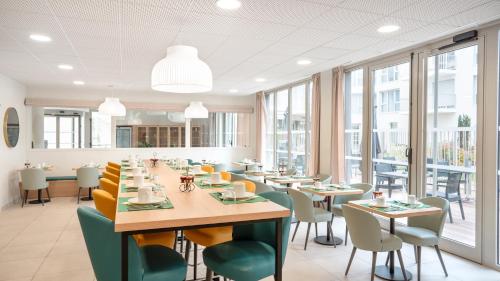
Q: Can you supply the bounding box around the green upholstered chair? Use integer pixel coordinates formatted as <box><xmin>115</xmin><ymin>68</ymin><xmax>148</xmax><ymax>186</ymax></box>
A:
<box><xmin>77</xmin><ymin>207</ymin><xmax>187</xmax><ymax>281</ymax></box>
<box><xmin>229</xmin><ymin>172</ymin><xmax>247</xmax><ymax>182</ymax></box>
<box><xmin>332</xmin><ymin>183</ymin><xmax>373</xmax><ymax>245</ymax></box>
<box><xmin>202</xmin><ymin>191</ymin><xmax>293</xmax><ymax>281</ymax></box>
<box><xmin>394</xmin><ymin>197</ymin><xmax>449</xmax><ymax>281</ymax></box>
<box><xmin>308</xmin><ymin>175</ymin><xmax>332</xmax><ymax>208</ymax></box>
<box><xmin>76</xmin><ymin>167</ymin><xmax>100</xmax><ymax>204</ymax></box>
<box><xmin>288</xmin><ymin>188</ymin><xmax>333</xmax><ymax>250</ymax></box>
<box><xmin>253</xmin><ymin>180</ymin><xmax>274</xmax><ymax>194</ymax></box>
<box><xmin>20</xmin><ymin>168</ymin><xmax>50</xmax><ymax>207</ymax></box>
<box><xmin>343</xmin><ymin>205</ymin><xmax>408</xmax><ymax>281</ymax></box>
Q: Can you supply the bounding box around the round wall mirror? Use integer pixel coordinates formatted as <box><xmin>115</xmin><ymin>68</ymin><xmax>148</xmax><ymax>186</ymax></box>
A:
<box><xmin>4</xmin><ymin>107</ymin><xmax>20</xmax><ymax>148</ymax></box>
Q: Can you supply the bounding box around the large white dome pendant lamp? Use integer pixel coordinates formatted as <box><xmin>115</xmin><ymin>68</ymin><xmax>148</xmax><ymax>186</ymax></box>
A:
<box><xmin>151</xmin><ymin>45</ymin><xmax>213</xmax><ymax>93</ymax></box>
<box><xmin>98</xmin><ymin>97</ymin><xmax>126</xmax><ymax>117</ymax></box>
<box><xmin>184</xmin><ymin>101</ymin><xmax>208</xmax><ymax>119</ymax></box>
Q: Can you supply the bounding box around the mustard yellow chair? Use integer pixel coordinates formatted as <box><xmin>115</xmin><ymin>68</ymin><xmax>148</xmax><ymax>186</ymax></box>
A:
<box><xmin>184</xmin><ymin>227</ymin><xmax>232</xmax><ymax>279</ymax></box>
<box><xmin>102</xmin><ymin>171</ymin><xmax>119</xmax><ymax>185</ymax></box>
<box><xmin>220</xmin><ymin>171</ymin><xmax>231</xmax><ymax>181</ymax></box>
<box><xmin>100</xmin><ymin>178</ymin><xmax>119</xmax><ymax>198</ymax></box>
<box><xmin>106</xmin><ymin>166</ymin><xmax>121</xmax><ymax>177</ymax></box>
<box><xmin>108</xmin><ymin>161</ymin><xmax>121</xmax><ymax>170</ymax></box>
<box><xmin>234</xmin><ymin>180</ymin><xmax>256</xmax><ymax>193</ymax></box>
<box><xmin>93</xmin><ymin>189</ymin><xmax>176</xmax><ymax>249</ymax></box>
<box><xmin>201</xmin><ymin>165</ymin><xmax>215</xmax><ymax>174</ymax></box>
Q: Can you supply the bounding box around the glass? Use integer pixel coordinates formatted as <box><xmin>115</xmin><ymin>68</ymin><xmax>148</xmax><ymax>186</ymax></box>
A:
<box><xmin>189</xmin><ymin>112</ymin><xmax>250</xmax><ymax>147</ymax></box>
<box><xmin>372</xmin><ymin>62</ymin><xmax>410</xmax><ymax>200</ymax></box>
<box><xmin>91</xmin><ymin>111</ymin><xmax>112</xmax><ymax>148</ymax></box>
<box><xmin>426</xmin><ymin>45</ymin><xmax>478</xmax><ymax>246</ymax></box>
<box><xmin>276</xmin><ymin>89</ymin><xmax>289</xmax><ymax>169</ymax></box>
<box><xmin>344</xmin><ymin>69</ymin><xmax>364</xmax><ymax>184</ymax></box>
<box><xmin>290</xmin><ymin>84</ymin><xmax>307</xmax><ymax>174</ymax></box>
<box><xmin>265</xmin><ymin>93</ymin><xmax>275</xmax><ymax>169</ymax></box>
<box><xmin>43</xmin><ymin>116</ymin><xmax>57</xmax><ymax>149</ymax></box>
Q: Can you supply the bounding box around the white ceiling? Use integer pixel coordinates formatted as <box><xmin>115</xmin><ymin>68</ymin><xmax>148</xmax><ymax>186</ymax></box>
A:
<box><xmin>0</xmin><ymin>0</ymin><xmax>499</xmax><ymax>96</ymax></box>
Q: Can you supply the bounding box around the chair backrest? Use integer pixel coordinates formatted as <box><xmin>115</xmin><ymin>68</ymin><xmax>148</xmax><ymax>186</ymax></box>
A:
<box><xmin>77</xmin><ymin>207</ymin><xmax>142</xmax><ymax>281</ymax></box>
<box><xmin>103</xmin><ymin>171</ymin><xmax>119</xmax><ymax>185</ymax></box>
<box><xmin>213</xmin><ymin>164</ymin><xmax>225</xmax><ymax>172</ymax></box>
<box><xmin>100</xmin><ymin>178</ymin><xmax>119</xmax><ymax>198</ymax></box>
<box><xmin>230</xmin><ymin>172</ymin><xmax>246</xmax><ymax>181</ymax></box>
<box><xmin>20</xmin><ymin>168</ymin><xmax>46</xmax><ymax>190</ymax></box>
<box><xmin>232</xmin><ymin>191</ymin><xmax>293</xmax><ymax>264</ymax></box>
<box><xmin>106</xmin><ymin>166</ymin><xmax>121</xmax><ymax>177</ymax></box>
<box><xmin>320</xmin><ymin>175</ymin><xmax>332</xmax><ymax>184</ymax></box>
<box><xmin>287</xmin><ymin>188</ymin><xmax>314</xmax><ymax>222</ymax></box>
<box><xmin>286</xmin><ymin>167</ymin><xmax>297</xmax><ymax>176</ymax></box>
<box><xmin>108</xmin><ymin>162</ymin><xmax>121</xmax><ymax>170</ymax></box>
<box><xmin>233</xmin><ymin>180</ymin><xmax>256</xmax><ymax>193</ymax></box>
<box><xmin>191</xmin><ymin>162</ymin><xmax>202</xmax><ymax>166</ymax></box>
<box><xmin>343</xmin><ymin>205</ymin><xmax>383</xmax><ymax>252</ymax></box>
<box><xmin>201</xmin><ymin>165</ymin><xmax>215</xmax><ymax>174</ymax></box>
<box><xmin>186</xmin><ymin>159</ymin><xmax>193</xmax><ymax>165</ymax></box>
<box><xmin>253</xmin><ymin>180</ymin><xmax>274</xmax><ymax>194</ymax></box>
<box><xmin>220</xmin><ymin>171</ymin><xmax>231</xmax><ymax>181</ymax></box>
<box><xmin>333</xmin><ymin>183</ymin><xmax>373</xmax><ymax>205</ymax></box>
<box><xmin>93</xmin><ymin>190</ymin><xmax>117</xmax><ymax>221</ymax></box>
<box><xmin>445</xmin><ymin>172</ymin><xmax>462</xmax><ymax>194</ymax></box>
<box><xmin>408</xmin><ymin>197</ymin><xmax>449</xmax><ymax>237</ymax></box>
<box><xmin>375</xmin><ymin>163</ymin><xmax>393</xmax><ymax>173</ymax></box>
<box><xmin>77</xmin><ymin>167</ymin><xmax>100</xmax><ymax>188</ymax></box>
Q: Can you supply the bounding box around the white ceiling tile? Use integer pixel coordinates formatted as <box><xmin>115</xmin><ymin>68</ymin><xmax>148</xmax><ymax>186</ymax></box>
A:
<box><xmin>324</xmin><ymin>34</ymin><xmax>384</xmax><ymax>50</ymax></box>
<box><xmin>354</xmin><ymin>17</ymin><xmax>428</xmax><ymax>38</ymax></box>
<box><xmin>395</xmin><ymin>23</ymin><xmax>458</xmax><ymax>42</ymax></box>
<box><xmin>297</xmin><ymin>0</ymin><xmax>345</xmax><ymax>6</ymax></box>
<box><xmin>300</xmin><ymin>47</ymin><xmax>350</xmax><ymax>60</ymax></box>
<box><xmin>0</xmin><ymin>0</ymin><xmax>52</xmax><ymax>14</ymax></box>
<box><xmin>338</xmin><ymin>0</ymin><xmax>422</xmax><ymax>15</ymax></box>
<box><xmin>278</xmin><ymin>28</ymin><xmax>344</xmax><ymax>46</ymax></box>
<box><xmin>305</xmin><ymin>7</ymin><xmax>382</xmax><ymax>32</ymax></box>
<box><xmin>228</xmin><ymin>21</ymin><xmax>297</xmax><ymax>42</ymax></box>
<box><xmin>439</xmin><ymin>1</ymin><xmax>500</xmax><ymax>27</ymax></box>
<box><xmin>122</xmin><ymin>1</ymin><xmax>186</xmax><ymax>30</ymax></box>
<box><xmin>47</xmin><ymin>0</ymin><xmax>120</xmax><ymax>22</ymax></box>
<box><xmin>122</xmin><ymin>0</ymin><xmax>194</xmax><ymax>11</ymax></box>
<box><xmin>261</xmin><ymin>43</ymin><xmax>315</xmax><ymax>57</ymax></box>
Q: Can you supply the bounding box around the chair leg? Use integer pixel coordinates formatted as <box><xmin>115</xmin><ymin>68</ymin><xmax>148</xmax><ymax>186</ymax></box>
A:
<box><xmin>414</xmin><ymin>245</ymin><xmax>418</xmax><ymax>263</ymax></box>
<box><xmin>180</xmin><ymin>230</ymin><xmax>184</xmax><ymax>253</ymax></box>
<box><xmin>396</xmin><ymin>250</ymin><xmax>408</xmax><ymax>281</ymax></box>
<box><xmin>304</xmin><ymin>223</ymin><xmax>311</xmax><ymax>250</ymax></box>
<box><xmin>458</xmin><ymin>199</ymin><xmax>465</xmax><ymax>220</ymax></box>
<box><xmin>39</xmin><ymin>190</ymin><xmax>44</xmax><ymax>206</ymax></box>
<box><xmin>417</xmin><ymin>246</ymin><xmax>422</xmax><ymax>281</ymax></box>
<box><xmin>174</xmin><ymin>230</ymin><xmax>178</xmax><ymax>252</ymax></box>
<box><xmin>344</xmin><ymin>225</ymin><xmax>348</xmax><ymax>246</ymax></box>
<box><xmin>314</xmin><ymin>223</ymin><xmax>318</xmax><ymax>238</ymax></box>
<box><xmin>205</xmin><ymin>268</ymin><xmax>213</xmax><ymax>281</ymax></box>
<box><xmin>371</xmin><ymin>252</ymin><xmax>378</xmax><ymax>281</ymax></box>
<box><xmin>448</xmin><ymin>206</ymin><xmax>454</xmax><ymax>223</ymax></box>
<box><xmin>388</xmin><ymin>187</ymin><xmax>392</xmax><ymax>198</ymax></box>
<box><xmin>291</xmin><ymin>221</ymin><xmax>300</xmax><ymax>242</ymax></box>
<box><xmin>46</xmin><ymin>188</ymin><xmax>51</xmax><ymax>201</ymax></box>
<box><xmin>385</xmin><ymin>252</ymin><xmax>390</xmax><ymax>266</ymax></box>
<box><xmin>345</xmin><ymin>247</ymin><xmax>357</xmax><ymax>276</ymax></box>
<box><xmin>77</xmin><ymin>187</ymin><xmax>81</xmax><ymax>204</ymax></box>
<box><xmin>435</xmin><ymin>245</ymin><xmax>448</xmax><ymax>277</ymax></box>
<box><xmin>184</xmin><ymin>239</ymin><xmax>191</xmax><ymax>263</ymax></box>
<box><xmin>193</xmin><ymin>243</ymin><xmax>198</xmax><ymax>280</ymax></box>
<box><xmin>327</xmin><ymin>221</ymin><xmax>336</xmax><ymax>248</ymax></box>
<box><xmin>22</xmin><ymin>190</ymin><xmax>28</xmax><ymax>208</ymax></box>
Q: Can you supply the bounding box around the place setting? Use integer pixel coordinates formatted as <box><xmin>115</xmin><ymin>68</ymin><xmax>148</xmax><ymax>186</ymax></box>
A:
<box><xmin>196</xmin><ymin>172</ymin><xmax>231</xmax><ymax>189</ymax></box>
<box><xmin>361</xmin><ymin>193</ymin><xmax>431</xmax><ymax>213</ymax></box>
<box><xmin>119</xmin><ymin>182</ymin><xmax>173</xmax><ymax>212</ymax></box>
<box><xmin>209</xmin><ymin>182</ymin><xmax>267</xmax><ymax>205</ymax></box>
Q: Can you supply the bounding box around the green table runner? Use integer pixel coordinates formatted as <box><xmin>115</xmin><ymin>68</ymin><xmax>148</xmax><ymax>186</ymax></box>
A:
<box><xmin>120</xmin><ymin>183</ymin><xmax>163</xmax><ymax>193</ymax></box>
<box><xmin>209</xmin><ymin>192</ymin><xmax>268</xmax><ymax>205</ymax></box>
<box><xmin>301</xmin><ymin>184</ymin><xmax>349</xmax><ymax>192</ymax></box>
<box><xmin>117</xmin><ymin>197</ymin><xmax>173</xmax><ymax>212</ymax></box>
<box><xmin>196</xmin><ymin>180</ymin><xmax>232</xmax><ymax>189</ymax></box>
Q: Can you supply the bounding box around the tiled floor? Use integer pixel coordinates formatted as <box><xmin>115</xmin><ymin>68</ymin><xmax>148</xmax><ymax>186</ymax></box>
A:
<box><xmin>1</xmin><ymin>197</ymin><xmax>499</xmax><ymax>281</ymax></box>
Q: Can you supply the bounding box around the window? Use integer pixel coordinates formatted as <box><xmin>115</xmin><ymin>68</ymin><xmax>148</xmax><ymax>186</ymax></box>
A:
<box><xmin>91</xmin><ymin>111</ymin><xmax>111</xmax><ymax>148</ymax></box>
<box><xmin>344</xmin><ymin>69</ymin><xmax>364</xmax><ymax>184</ymax></box>
<box><xmin>264</xmin><ymin>80</ymin><xmax>312</xmax><ymax>174</ymax></box>
<box><xmin>379</xmin><ymin>66</ymin><xmax>399</xmax><ymax>83</ymax></box>
<box><xmin>43</xmin><ymin>114</ymin><xmax>81</xmax><ymax>149</ymax></box>
<box><xmin>379</xmin><ymin>89</ymin><xmax>400</xmax><ymax>112</ymax></box>
<box><xmin>190</xmin><ymin>112</ymin><xmax>250</xmax><ymax>147</ymax></box>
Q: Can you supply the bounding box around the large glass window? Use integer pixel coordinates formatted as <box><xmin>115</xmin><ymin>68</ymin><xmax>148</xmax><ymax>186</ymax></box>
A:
<box><xmin>91</xmin><ymin>111</ymin><xmax>111</xmax><ymax>148</ymax></box>
<box><xmin>42</xmin><ymin>113</ymin><xmax>81</xmax><ymax>149</ymax></box>
<box><xmin>264</xmin><ymin>80</ymin><xmax>312</xmax><ymax>174</ymax></box>
<box><xmin>344</xmin><ymin>69</ymin><xmax>364</xmax><ymax>184</ymax></box>
<box><xmin>190</xmin><ymin>112</ymin><xmax>250</xmax><ymax>147</ymax></box>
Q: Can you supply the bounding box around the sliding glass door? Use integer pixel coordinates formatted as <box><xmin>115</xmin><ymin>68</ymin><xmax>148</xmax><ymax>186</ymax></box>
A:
<box><xmin>371</xmin><ymin>62</ymin><xmax>411</xmax><ymax>200</ymax></box>
<box><xmin>344</xmin><ymin>69</ymin><xmax>364</xmax><ymax>184</ymax></box>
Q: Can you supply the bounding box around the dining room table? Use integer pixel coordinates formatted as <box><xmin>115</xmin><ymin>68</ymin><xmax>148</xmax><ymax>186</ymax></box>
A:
<box><xmin>298</xmin><ymin>184</ymin><xmax>364</xmax><ymax>246</ymax></box>
<box><xmin>114</xmin><ymin>160</ymin><xmax>291</xmax><ymax>281</ymax></box>
<box><xmin>264</xmin><ymin>175</ymin><xmax>315</xmax><ymax>187</ymax></box>
<box><xmin>232</xmin><ymin>161</ymin><xmax>260</xmax><ymax>171</ymax></box>
<box><xmin>347</xmin><ymin>199</ymin><xmax>442</xmax><ymax>281</ymax></box>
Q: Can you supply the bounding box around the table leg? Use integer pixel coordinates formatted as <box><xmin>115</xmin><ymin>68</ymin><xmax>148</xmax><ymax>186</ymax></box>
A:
<box><xmin>29</xmin><ymin>189</ymin><xmax>51</xmax><ymax>204</ymax></box>
<box><xmin>314</xmin><ymin>195</ymin><xmax>342</xmax><ymax>246</ymax></box>
<box><xmin>80</xmin><ymin>187</ymin><xmax>94</xmax><ymax>201</ymax></box>
<box><xmin>274</xmin><ymin>218</ymin><xmax>283</xmax><ymax>281</ymax></box>
<box><xmin>374</xmin><ymin>218</ymin><xmax>412</xmax><ymax>280</ymax></box>
<box><xmin>121</xmin><ymin>232</ymin><xmax>128</xmax><ymax>281</ymax></box>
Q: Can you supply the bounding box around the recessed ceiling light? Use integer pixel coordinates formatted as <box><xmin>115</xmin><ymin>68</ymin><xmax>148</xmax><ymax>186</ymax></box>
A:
<box><xmin>377</xmin><ymin>25</ymin><xmax>400</xmax><ymax>33</ymax></box>
<box><xmin>58</xmin><ymin>64</ymin><xmax>73</xmax><ymax>70</ymax></box>
<box><xmin>297</xmin><ymin>59</ymin><xmax>312</xmax><ymax>65</ymax></box>
<box><xmin>73</xmin><ymin>81</ymin><xmax>85</xmax><ymax>85</ymax></box>
<box><xmin>216</xmin><ymin>0</ymin><xmax>241</xmax><ymax>10</ymax></box>
<box><xmin>255</xmin><ymin>78</ymin><xmax>266</xmax><ymax>82</ymax></box>
<box><xmin>29</xmin><ymin>34</ymin><xmax>52</xmax><ymax>42</ymax></box>
<box><xmin>229</xmin><ymin>89</ymin><xmax>239</xmax><ymax>93</ymax></box>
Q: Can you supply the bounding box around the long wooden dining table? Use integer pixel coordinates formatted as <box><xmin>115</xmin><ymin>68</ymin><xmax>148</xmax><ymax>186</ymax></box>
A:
<box><xmin>114</xmin><ymin>160</ymin><xmax>291</xmax><ymax>281</ymax></box>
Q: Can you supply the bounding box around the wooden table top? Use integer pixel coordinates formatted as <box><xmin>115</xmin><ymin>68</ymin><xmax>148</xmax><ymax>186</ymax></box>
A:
<box><xmin>244</xmin><ymin>171</ymin><xmax>275</xmax><ymax>177</ymax></box>
<box><xmin>114</xmin><ymin>161</ymin><xmax>290</xmax><ymax>233</ymax></box>
<box><xmin>298</xmin><ymin>186</ymin><xmax>364</xmax><ymax>196</ymax></box>
<box><xmin>265</xmin><ymin>176</ymin><xmax>315</xmax><ymax>184</ymax></box>
<box><xmin>232</xmin><ymin>161</ymin><xmax>260</xmax><ymax>166</ymax></box>
<box><xmin>347</xmin><ymin>199</ymin><xmax>442</xmax><ymax>219</ymax></box>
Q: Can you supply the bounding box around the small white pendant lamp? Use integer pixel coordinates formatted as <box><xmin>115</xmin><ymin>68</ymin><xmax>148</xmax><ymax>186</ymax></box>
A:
<box><xmin>184</xmin><ymin>101</ymin><xmax>208</xmax><ymax>119</ymax></box>
<box><xmin>98</xmin><ymin>97</ymin><xmax>126</xmax><ymax>117</ymax></box>
<box><xmin>151</xmin><ymin>45</ymin><xmax>213</xmax><ymax>93</ymax></box>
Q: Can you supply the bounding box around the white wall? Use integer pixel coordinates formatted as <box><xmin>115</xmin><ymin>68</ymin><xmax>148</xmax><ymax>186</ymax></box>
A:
<box><xmin>0</xmin><ymin>74</ymin><xmax>26</xmax><ymax>209</ymax></box>
<box><xmin>319</xmin><ymin>70</ymin><xmax>332</xmax><ymax>175</ymax></box>
<box><xmin>25</xmin><ymin>86</ymin><xmax>256</xmax><ymax>176</ymax></box>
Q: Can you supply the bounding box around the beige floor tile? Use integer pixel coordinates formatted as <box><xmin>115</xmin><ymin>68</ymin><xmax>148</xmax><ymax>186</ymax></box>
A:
<box><xmin>32</xmin><ymin>269</ymin><xmax>94</xmax><ymax>281</ymax></box>
<box><xmin>0</xmin><ymin>258</ymin><xmax>44</xmax><ymax>281</ymax></box>
<box><xmin>36</xmin><ymin>253</ymin><xmax>92</xmax><ymax>276</ymax></box>
<box><xmin>0</xmin><ymin>242</ymin><xmax>54</xmax><ymax>262</ymax></box>
<box><xmin>8</xmin><ymin>231</ymin><xmax>62</xmax><ymax>247</ymax></box>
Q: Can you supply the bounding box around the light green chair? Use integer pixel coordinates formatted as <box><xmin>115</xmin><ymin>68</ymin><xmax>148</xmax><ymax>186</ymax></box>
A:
<box><xmin>77</xmin><ymin>206</ymin><xmax>187</xmax><ymax>281</ymax></box>
<box><xmin>343</xmin><ymin>205</ymin><xmax>408</xmax><ymax>281</ymax></box>
<box><xmin>213</xmin><ymin>163</ymin><xmax>225</xmax><ymax>172</ymax></box>
<box><xmin>20</xmin><ymin>168</ymin><xmax>49</xmax><ymax>207</ymax></box>
<box><xmin>308</xmin><ymin>175</ymin><xmax>332</xmax><ymax>208</ymax></box>
<box><xmin>394</xmin><ymin>197</ymin><xmax>449</xmax><ymax>281</ymax></box>
<box><xmin>288</xmin><ymin>188</ymin><xmax>334</xmax><ymax>250</ymax></box>
<box><xmin>76</xmin><ymin>167</ymin><xmax>100</xmax><ymax>204</ymax></box>
<box><xmin>332</xmin><ymin>183</ymin><xmax>374</xmax><ymax>245</ymax></box>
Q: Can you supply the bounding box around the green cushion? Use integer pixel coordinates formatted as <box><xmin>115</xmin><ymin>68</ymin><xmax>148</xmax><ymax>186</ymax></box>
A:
<box><xmin>395</xmin><ymin>226</ymin><xmax>439</xmax><ymax>246</ymax></box>
<box><xmin>46</xmin><ymin>176</ymin><xmax>77</xmax><ymax>181</ymax></box>
<box><xmin>380</xmin><ymin>232</ymin><xmax>403</xmax><ymax>252</ymax></box>
<box><xmin>203</xmin><ymin>241</ymin><xmax>275</xmax><ymax>281</ymax></box>
<box><xmin>141</xmin><ymin>246</ymin><xmax>187</xmax><ymax>281</ymax></box>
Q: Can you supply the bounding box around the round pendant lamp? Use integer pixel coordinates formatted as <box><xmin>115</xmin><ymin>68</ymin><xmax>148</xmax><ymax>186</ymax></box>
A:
<box><xmin>151</xmin><ymin>45</ymin><xmax>213</xmax><ymax>93</ymax></box>
<box><xmin>98</xmin><ymin>97</ymin><xmax>126</xmax><ymax>117</ymax></box>
<box><xmin>184</xmin><ymin>101</ymin><xmax>208</xmax><ymax>119</ymax></box>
